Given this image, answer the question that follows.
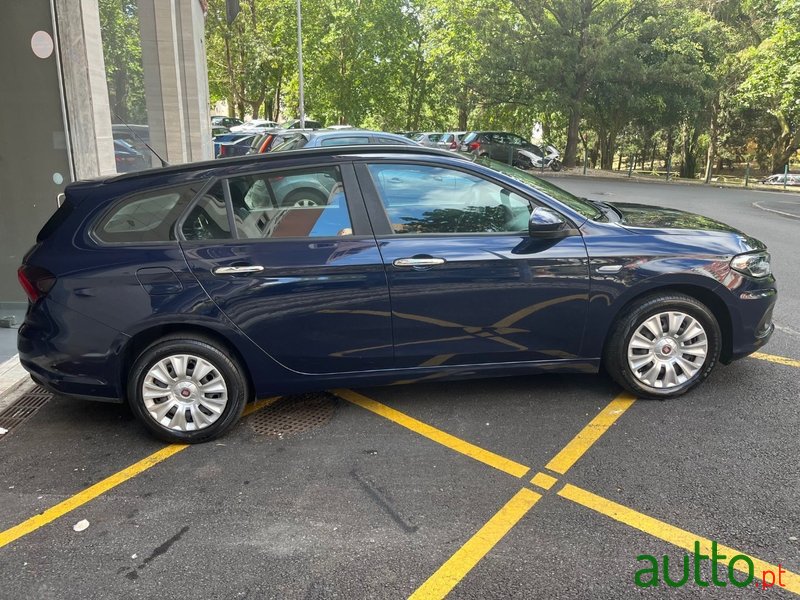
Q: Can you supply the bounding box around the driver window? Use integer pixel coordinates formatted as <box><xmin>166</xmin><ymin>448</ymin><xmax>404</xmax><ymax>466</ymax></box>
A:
<box><xmin>367</xmin><ymin>164</ymin><xmax>532</xmax><ymax>234</ymax></box>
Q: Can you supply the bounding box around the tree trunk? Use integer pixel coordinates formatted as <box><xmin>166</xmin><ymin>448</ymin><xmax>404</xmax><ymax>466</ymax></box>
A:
<box><xmin>249</xmin><ymin>102</ymin><xmax>261</xmax><ymax>120</ymax></box>
<box><xmin>227</xmin><ymin>97</ymin><xmax>235</xmax><ymax>118</ymax></box>
<box><xmin>703</xmin><ymin>100</ymin><xmax>719</xmax><ymax>183</ymax></box>
<box><xmin>457</xmin><ymin>105</ymin><xmax>468</xmax><ymax>130</ymax></box>
<box><xmin>564</xmin><ymin>104</ymin><xmax>582</xmax><ymax>168</ymax></box>
<box><xmin>770</xmin><ymin>112</ymin><xmax>799</xmax><ymax>173</ymax></box>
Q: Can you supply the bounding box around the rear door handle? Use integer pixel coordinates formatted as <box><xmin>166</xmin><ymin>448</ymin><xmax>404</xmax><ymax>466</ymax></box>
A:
<box><xmin>212</xmin><ymin>265</ymin><xmax>264</xmax><ymax>275</ymax></box>
<box><xmin>392</xmin><ymin>257</ymin><xmax>446</xmax><ymax>268</ymax></box>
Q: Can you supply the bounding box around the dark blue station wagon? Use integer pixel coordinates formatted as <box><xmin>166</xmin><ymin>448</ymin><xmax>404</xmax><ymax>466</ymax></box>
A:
<box><xmin>18</xmin><ymin>147</ymin><xmax>776</xmax><ymax>442</ymax></box>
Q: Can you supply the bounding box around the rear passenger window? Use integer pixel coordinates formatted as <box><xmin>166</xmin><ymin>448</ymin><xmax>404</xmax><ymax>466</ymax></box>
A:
<box><xmin>227</xmin><ymin>166</ymin><xmax>353</xmax><ymax>239</ymax></box>
<box><xmin>95</xmin><ymin>184</ymin><xmax>198</xmax><ymax>243</ymax></box>
<box><xmin>320</xmin><ymin>136</ymin><xmax>370</xmax><ymax>146</ymax></box>
<box><xmin>182</xmin><ymin>182</ymin><xmax>232</xmax><ymax>240</ymax></box>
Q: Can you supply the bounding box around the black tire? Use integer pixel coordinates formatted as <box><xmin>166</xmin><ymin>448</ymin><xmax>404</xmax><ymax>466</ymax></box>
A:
<box><xmin>550</xmin><ymin>159</ymin><xmax>562</xmax><ymax>172</ymax></box>
<box><xmin>128</xmin><ymin>335</ymin><xmax>249</xmax><ymax>443</ymax></box>
<box><xmin>282</xmin><ymin>188</ymin><xmax>326</xmax><ymax>207</ymax></box>
<box><xmin>514</xmin><ymin>156</ymin><xmax>533</xmax><ymax>170</ymax></box>
<box><xmin>603</xmin><ymin>293</ymin><xmax>721</xmax><ymax>399</ymax></box>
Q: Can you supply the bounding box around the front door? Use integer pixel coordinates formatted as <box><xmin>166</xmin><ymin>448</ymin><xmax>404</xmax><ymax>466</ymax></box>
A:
<box><xmin>357</xmin><ymin>161</ymin><xmax>590</xmax><ymax>369</ymax></box>
<box><xmin>180</xmin><ymin>162</ymin><xmax>393</xmax><ymax>374</ymax></box>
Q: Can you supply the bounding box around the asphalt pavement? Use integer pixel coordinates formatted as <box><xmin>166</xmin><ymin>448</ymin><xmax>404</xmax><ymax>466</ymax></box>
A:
<box><xmin>0</xmin><ymin>177</ymin><xmax>798</xmax><ymax>599</ymax></box>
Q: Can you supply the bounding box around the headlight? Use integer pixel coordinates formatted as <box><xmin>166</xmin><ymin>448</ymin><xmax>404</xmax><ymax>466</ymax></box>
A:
<box><xmin>730</xmin><ymin>251</ymin><xmax>771</xmax><ymax>278</ymax></box>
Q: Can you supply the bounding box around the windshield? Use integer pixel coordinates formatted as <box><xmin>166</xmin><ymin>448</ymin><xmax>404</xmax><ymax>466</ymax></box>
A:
<box><xmin>473</xmin><ymin>156</ymin><xmax>603</xmax><ymax>221</ymax></box>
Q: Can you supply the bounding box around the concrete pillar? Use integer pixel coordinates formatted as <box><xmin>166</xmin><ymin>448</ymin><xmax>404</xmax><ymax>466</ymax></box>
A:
<box><xmin>53</xmin><ymin>0</ymin><xmax>116</xmax><ymax>179</ymax></box>
<box><xmin>138</xmin><ymin>0</ymin><xmax>212</xmax><ymax>166</ymax></box>
<box><xmin>177</xmin><ymin>0</ymin><xmax>213</xmax><ymax>162</ymax></box>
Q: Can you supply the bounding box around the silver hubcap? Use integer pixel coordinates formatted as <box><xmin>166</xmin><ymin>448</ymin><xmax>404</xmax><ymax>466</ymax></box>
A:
<box><xmin>142</xmin><ymin>354</ymin><xmax>228</xmax><ymax>432</ymax></box>
<box><xmin>293</xmin><ymin>198</ymin><xmax>318</xmax><ymax>207</ymax></box>
<box><xmin>627</xmin><ymin>311</ymin><xmax>708</xmax><ymax>389</ymax></box>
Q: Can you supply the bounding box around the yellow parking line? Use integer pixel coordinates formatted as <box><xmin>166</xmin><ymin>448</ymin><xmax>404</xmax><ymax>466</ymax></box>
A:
<box><xmin>544</xmin><ymin>393</ymin><xmax>636</xmax><ymax>475</ymax></box>
<box><xmin>559</xmin><ymin>484</ymin><xmax>800</xmax><ymax>594</ymax></box>
<box><xmin>0</xmin><ymin>444</ymin><xmax>188</xmax><ymax>549</ymax></box>
<box><xmin>408</xmin><ymin>488</ymin><xmax>542</xmax><ymax>600</ymax></box>
<box><xmin>752</xmin><ymin>352</ymin><xmax>800</xmax><ymax>369</ymax></box>
<box><xmin>334</xmin><ymin>389</ymin><xmax>530</xmax><ymax>478</ymax></box>
<box><xmin>530</xmin><ymin>472</ymin><xmax>558</xmax><ymax>490</ymax></box>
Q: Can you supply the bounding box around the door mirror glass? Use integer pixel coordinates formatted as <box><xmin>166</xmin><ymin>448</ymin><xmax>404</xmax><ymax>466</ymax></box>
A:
<box><xmin>529</xmin><ymin>206</ymin><xmax>567</xmax><ymax>236</ymax></box>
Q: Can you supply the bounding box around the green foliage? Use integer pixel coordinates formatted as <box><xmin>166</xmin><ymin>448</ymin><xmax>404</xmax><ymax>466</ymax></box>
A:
<box><xmin>99</xmin><ymin>0</ymin><xmax>146</xmax><ymax>123</ymax></box>
<box><xmin>98</xmin><ymin>0</ymin><xmax>800</xmax><ymax>174</ymax></box>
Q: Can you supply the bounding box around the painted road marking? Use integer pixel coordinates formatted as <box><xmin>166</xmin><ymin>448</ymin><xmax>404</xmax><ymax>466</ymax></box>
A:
<box><xmin>530</xmin><ymin>472</ymin><xmax>558</xmax><ymax>490</ymax></box>
<box><xmin>752</xmin><ymin>352</ymin><xmax>800</xmax><ymax>369</ymax></box>
<box><xmin>544</xmin><ymin>393</ymin><xmax>636</xmax><ymax>475</ymax></box>
<box><xmin>558</xmin><ymin>484</ymin><xmax>800</xmax><ymax>594</ymax></box>
<box><xmin>408</xmin><ymin>488</ymin><xmax>542</xmax><ymax>600</ymax></box>
<box><xmin>0</xmin><ymin>396</ymin><xmax>280</xmax><ymax>549</ymax></box>
<box><xmin>0</xmin><ymin>444</ymin><xmax>188</xmax><ymax>549</ymax></box>
<box><xmin>335</xmin><ymin>389</ymin><xmax>530</xmax><ymax>478</ymax></box>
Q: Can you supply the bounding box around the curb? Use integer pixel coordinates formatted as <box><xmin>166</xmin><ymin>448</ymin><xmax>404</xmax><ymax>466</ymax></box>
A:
<box><xmin>0</xmin><ymin>355</ymin><xmax>34</xmax><ymax>414</ymax></box>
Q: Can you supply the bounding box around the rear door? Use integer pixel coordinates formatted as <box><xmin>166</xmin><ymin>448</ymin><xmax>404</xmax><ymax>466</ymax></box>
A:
<box><xmin>355</xmin><ymin>160</ymin><xmax>590</xmax><ymax>368</ymax></box>
<box><xmin>180</xmin><ymin>160</ymin><xmax>394</xmax><ymax>374</ymax></box>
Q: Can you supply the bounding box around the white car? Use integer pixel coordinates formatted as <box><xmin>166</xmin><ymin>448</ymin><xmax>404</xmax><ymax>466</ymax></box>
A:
<box><xmin>230</xmin><ymin>119</ymin><xmax>280</xmax><ymax>133</ymax></box>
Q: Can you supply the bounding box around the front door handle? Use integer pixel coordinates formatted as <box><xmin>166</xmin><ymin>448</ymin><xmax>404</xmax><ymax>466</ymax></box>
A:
<box><xmin>392</xmin><ymin>257</ymin><xmax>446</xmax><ymax>268</ymax></box>
<box><xmin>212</xmin><ymin>265</ymin><xmax>264</xmax><ymax>275</ymax></box>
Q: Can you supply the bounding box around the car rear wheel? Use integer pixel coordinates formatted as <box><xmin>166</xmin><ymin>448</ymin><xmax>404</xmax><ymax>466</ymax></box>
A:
<box><xmin>604</xmin><ymin>293</ymin><xmax>721</xmax><ymax>398</ymax></box>
<box><xmin>128</xmin><ymin>335</ymin><xmax>249</xmax><ymax>443</ymax></box>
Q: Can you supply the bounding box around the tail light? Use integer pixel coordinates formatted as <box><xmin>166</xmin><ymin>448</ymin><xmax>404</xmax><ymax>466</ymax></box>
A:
<box><xmin>449</xmin><ymin>141</ymin><xmax>457</xmax><ymax>150</ymax></box>
<box><xmin>18</xmin><ymin>265</ymin><xmax>56</xmax><ymax>303</ymax></box>
<box><xmin>468</xmin><ymin>142</ymin><xmax>481</xmax><ymax>151</ymax></box>
<box><xmin>219</xmin><ymin>145</ymin><xmax>227</xmax><ymax>157</ymax></box>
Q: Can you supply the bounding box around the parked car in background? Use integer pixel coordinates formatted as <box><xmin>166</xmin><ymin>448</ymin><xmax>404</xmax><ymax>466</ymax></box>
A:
<box><xmin>113</xmin><ymin>139</ymin><xmax>148</xmax><ymax>172</ymax></box>
<box><xmin>759</xmin><ymin>173</ymin><xmax>800</xmax><ymax>186</ymax></box>
<box><xmin>216</xmin><ymin>134</ymin><xmax>257</xmax><ymax>158</ymax></box>
<box><xmin>18</xmin><ymin>146</ymin><xmax>776</xmax><ymax>443</ymax></box>
<box><xmin>270</xmin><ymin>129</ymin><xmax>420</xmax><ymax>151</ymax></box>
<box><xmin>460</xmin><ymin>131</ymin><xmax>561</xmax><ymax>169</ymax></box>
<box><xmin>414</xmin><ymin>132</ymin><xmax>444</xmax><ymax>147</ymax></box>
<box><xmin>211</xmin><ymin>126</ymin><xmax>230</xmax><ymax>138</ymax></box>
<box><xmin>112</xmin><ymin>124</ymin><xmax>151</xmax><ymax>159</ymax></box>
<box><xmin>213</xmin><ymin>132</ymin><xmax>253</xmax><ymax>157</ymax></box>
<box><xmin>230</xmin><ymin>119</ymin><xmax>280</xmax><ymax>133</ymax></box>
<box><xmin>211</xmin><ymin>116</ymin><xmax>244</xmax><ymax>129</ymax></box>
<box><xmin>437</xmin><ymin>131</ymin><xmax>467</xmax><ymax>151</ymax></box>
<box><xmin>279</xmin><ymin>118</ymin><xmax>324</xmax><ymax>130</ymax></box>
<box><xmin>245</xmin><ymin>130</ymin><xmax>306</xmax><ymax>154</ymax></box>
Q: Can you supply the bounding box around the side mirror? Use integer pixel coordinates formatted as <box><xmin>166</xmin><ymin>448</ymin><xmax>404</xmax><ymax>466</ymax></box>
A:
<box><xmin>528</xmin><ymin>207</ymin><xmax>569</xmax><ymax>237</ymax></box>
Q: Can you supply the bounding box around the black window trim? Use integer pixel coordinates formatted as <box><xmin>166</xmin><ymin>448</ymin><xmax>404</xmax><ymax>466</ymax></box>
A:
<box><xmin>174</xmin><ymin>178</ymin><xmax>236</xmax><ymax>243</ymax></box>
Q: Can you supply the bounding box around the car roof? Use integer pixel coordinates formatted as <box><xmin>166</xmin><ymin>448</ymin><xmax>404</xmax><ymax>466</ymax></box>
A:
<box><xmin>95</xmin><ymin>146</ymin><xmax>466</xmax><ymax>185</ymax></box>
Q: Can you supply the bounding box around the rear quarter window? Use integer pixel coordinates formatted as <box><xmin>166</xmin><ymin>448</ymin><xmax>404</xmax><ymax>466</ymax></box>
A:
<box><xmin>93</xmin><ymin>183</ymin><xmax>201</xmax><ymax>243</ymax></box>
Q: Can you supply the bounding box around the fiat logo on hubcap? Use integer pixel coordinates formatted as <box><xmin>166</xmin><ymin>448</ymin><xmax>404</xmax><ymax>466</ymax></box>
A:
<box><xmin>180</xmin><ymin>388</ymin><xmax>191</xmax><ymax>398</ymax></box>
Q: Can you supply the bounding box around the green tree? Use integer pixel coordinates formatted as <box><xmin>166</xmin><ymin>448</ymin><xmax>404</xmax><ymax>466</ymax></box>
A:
<box><xmin>99</xmin><ymin>0</ymin><xmax>146</xmax><ymax>123</ymax></box>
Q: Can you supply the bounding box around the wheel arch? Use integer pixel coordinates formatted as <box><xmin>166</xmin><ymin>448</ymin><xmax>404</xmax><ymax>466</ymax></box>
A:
<box><xmin>601</xmin><ymin>283</ymin><xmax>733</xmax><ymax>365</ymax></box>
<box><xmin>120</xmin><ymin>323</ymin><xmax>254</xmax><ymax>404</ymax></box>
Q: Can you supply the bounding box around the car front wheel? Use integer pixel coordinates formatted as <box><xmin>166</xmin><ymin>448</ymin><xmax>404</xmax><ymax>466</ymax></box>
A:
<box><xmin>128</xmin><ymin>335</ymin><xmax>249</xmax><ymax>443</ymax></box>
<box><xmin>604</xmin><ymin>293</ymin><xmax>721</xmax><ymax>398</ymax></box>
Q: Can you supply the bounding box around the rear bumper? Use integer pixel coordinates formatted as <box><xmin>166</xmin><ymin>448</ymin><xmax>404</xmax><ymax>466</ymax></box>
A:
<box><xmin>17</xmin><ymin>299</ymin><xmax>127</xmax><ymax>403</ymax></box>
